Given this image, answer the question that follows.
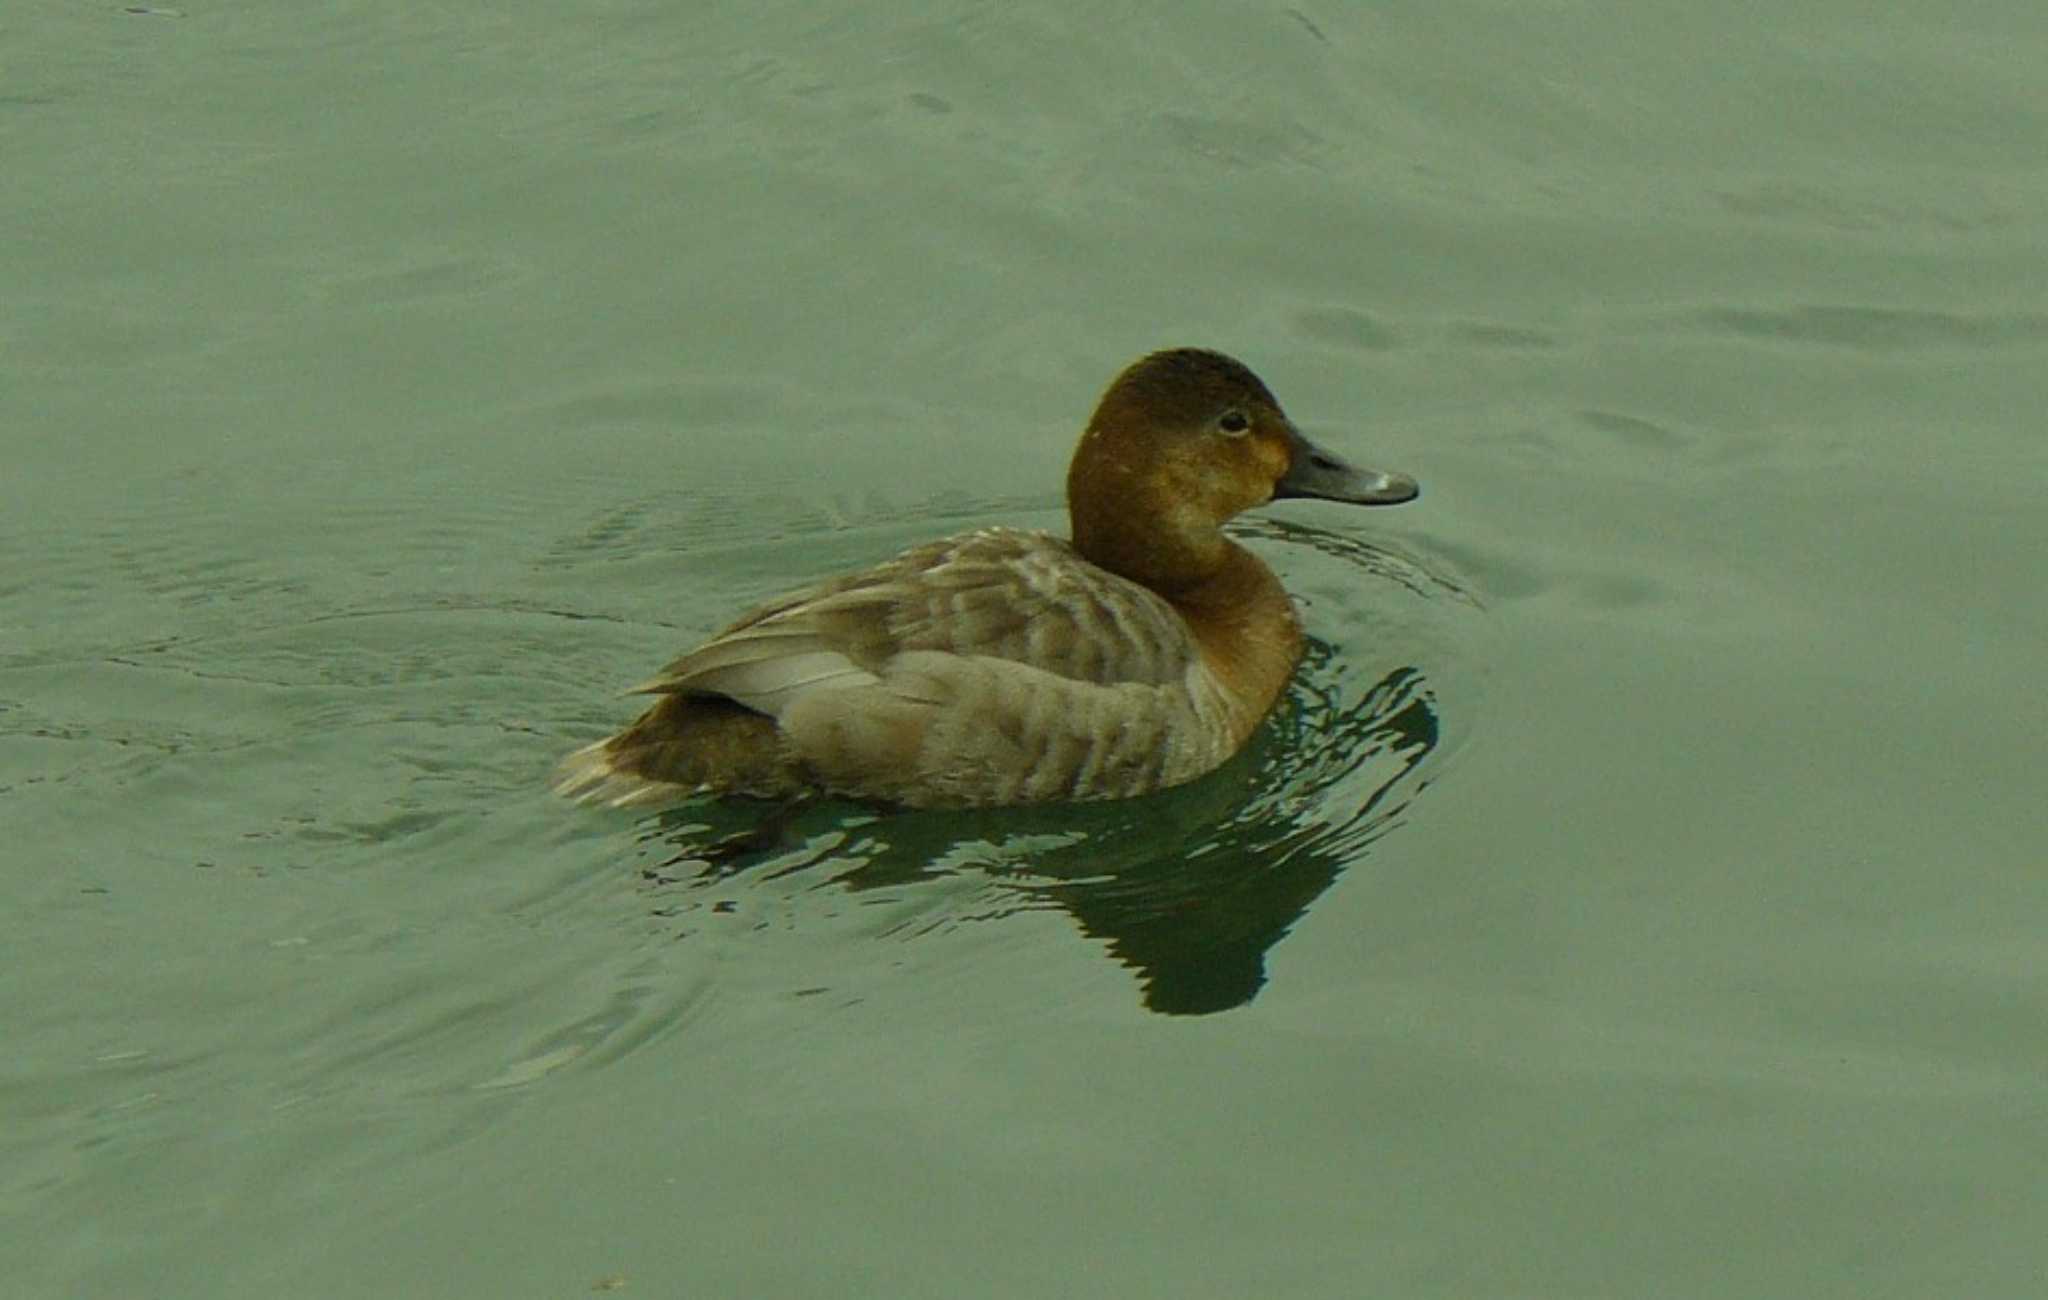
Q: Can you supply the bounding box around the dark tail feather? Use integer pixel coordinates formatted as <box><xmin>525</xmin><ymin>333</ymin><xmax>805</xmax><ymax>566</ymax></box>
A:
<box><xmin>553</xmin><ymin>695</ymin><xmax>806</xmax><ymax>808</ymax></box>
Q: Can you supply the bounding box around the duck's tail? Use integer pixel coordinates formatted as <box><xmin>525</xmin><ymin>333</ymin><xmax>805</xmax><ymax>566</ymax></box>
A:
<box><xmin>551</xmin><ymin>695</ymin><xmax>809</xmax><ymax>808</ymax></box>
<box><xmin>550</xmin><ymin>736</ymin><xmax>686</xmax><ymax>809</ymax></box>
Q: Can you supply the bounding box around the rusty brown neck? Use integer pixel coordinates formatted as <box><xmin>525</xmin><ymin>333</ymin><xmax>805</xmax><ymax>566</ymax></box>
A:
<box><xmin>1168</xmin><ymin>542</ymin><xmax>1306</xmax><ymax>740</ymax></box>
<box><xmin>1067</xmin><ymin>427</ymin><xmax>1232</xmax><ymax>594</ymax></box>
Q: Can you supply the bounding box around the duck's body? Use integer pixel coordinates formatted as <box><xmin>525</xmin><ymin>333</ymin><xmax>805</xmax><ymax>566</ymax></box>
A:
<box><xmin>555</xmin><ymin>349</ymin><xmax>1417</xmax><ymax>810</ymax></box>
<box><xmin>556</xmin><ymin>527</ymin><xmax>1290</xmax><ymax>807</ymax></box>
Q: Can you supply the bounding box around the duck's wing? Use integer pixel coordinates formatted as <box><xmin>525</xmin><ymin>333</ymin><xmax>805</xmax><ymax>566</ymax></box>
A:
<box><xmin>630</xmin><ymin>528</ymin><xmax>1195</xmax><ymax>717</ymax></box>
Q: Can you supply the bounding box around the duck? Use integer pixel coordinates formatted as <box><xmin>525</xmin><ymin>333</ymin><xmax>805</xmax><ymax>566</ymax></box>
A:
<box><xmin>554</xmin><ymin>348</ymin><xmax>1418</xmax><ymax>810</ymax></box>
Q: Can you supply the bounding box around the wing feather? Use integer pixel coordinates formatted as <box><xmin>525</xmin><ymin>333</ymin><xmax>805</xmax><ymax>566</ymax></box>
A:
<box><xmin>631</xmin><ymin>529</ymin><xmax>1195</xmax><ymax>721</ymax></box>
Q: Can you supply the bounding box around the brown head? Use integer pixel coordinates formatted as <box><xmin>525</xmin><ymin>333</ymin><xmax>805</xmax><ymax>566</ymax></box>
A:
<box><xmin>1065</xmin><ymin>348</ymin><xmax>1418</xmax><ymax>591</ymax></box>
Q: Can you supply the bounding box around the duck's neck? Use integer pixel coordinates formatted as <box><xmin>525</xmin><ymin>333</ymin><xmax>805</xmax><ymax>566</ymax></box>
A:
<box><xmin>1069</xmin><ymin>492</ymin><xmax>1227</xmax><ymax>592</ymax></box>
<box><xmin>1067</xmin><ymin>429</ymin><xmax>1238</xmax><ymax>591</ymax></box>
<box><xmin>1168</xmin><ymin>540</ymin><xmax>1305</xmax><ymax>740</ymax></box>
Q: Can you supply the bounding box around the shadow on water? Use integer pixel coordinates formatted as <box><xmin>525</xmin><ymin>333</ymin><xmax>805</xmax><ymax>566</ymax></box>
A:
<box><xmin>614</xmin><ymin>522</ymin><xmax>1478</xmax><ymax>1017</ymax></box>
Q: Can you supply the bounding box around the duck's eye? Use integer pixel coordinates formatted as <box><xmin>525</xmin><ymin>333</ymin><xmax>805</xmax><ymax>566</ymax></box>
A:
<box><xmin>1216</xmin><ymin>410</ymin><xmax>1251</xmax><ymax>437</ymax></box>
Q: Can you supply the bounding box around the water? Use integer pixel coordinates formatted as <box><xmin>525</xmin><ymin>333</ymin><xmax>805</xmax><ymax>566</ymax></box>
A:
<box><xmin>6</xmin><ymin>2</ymin><xmax>2045</xmax><ymax>1296</ymax></box>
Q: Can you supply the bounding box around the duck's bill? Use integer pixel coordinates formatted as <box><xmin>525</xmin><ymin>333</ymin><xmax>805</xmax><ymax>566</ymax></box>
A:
<box><xmin>1274</xmin><ymin>426</ymin><xmax>1419</xmax><ymax>506</ymax></box>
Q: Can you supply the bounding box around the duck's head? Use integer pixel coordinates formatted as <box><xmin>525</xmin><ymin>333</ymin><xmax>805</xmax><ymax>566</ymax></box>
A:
<box><xmin>1066</xmin><ymin>348</ymin><xmax>1418</xmax><ymax>591</ymax></box>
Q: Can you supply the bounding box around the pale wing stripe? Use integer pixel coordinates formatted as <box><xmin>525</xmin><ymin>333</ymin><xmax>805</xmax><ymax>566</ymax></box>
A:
<box><xmin>694</xmin><ymin>650</ymin><xmax>880</xmax><ymax>717</ymax></box>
